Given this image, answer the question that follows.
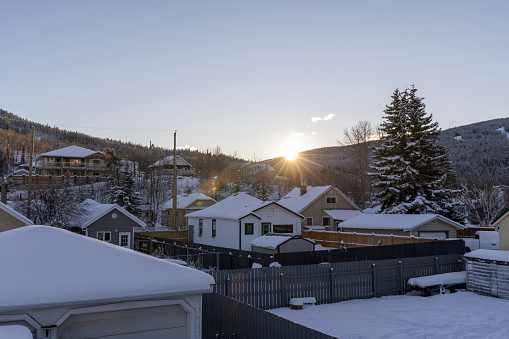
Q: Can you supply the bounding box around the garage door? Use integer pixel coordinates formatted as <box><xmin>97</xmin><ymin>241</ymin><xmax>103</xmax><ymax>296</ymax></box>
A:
<box><xmin>419</xmin><ymin>232</ymin><xmax>447</xmax><ymax>240</ymax></box>
<box><xmin>57</xmin><ymin>305</ymin><xmax>187</xmax><ymax>339</ymax></box>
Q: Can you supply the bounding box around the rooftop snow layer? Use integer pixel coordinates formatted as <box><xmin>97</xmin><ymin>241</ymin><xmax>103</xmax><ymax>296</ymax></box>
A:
<box><xmin>465</xmin><ymin>249</ymin><xmax>509</xmax><ymax>263</ymax></box>
<box><xmin>250</xmin><ymin>235</ymin><xmax>292</xmax><ymax>249</ymax></box>
<box><xmin>278</xmin><ymin>186</ymin><xmax>334</xmax><ymax>212</ymax></box>
<box><xmin>37</xmin><ymin>145</ymin><xmax>102</xmax><ymax>159</ymax></box>
<box><xmin>338</xmin><ymin>213</ymin><xmax>464</xmax><ymax>231</ymax></box>
<box><xmin>68</xmin><ymin>199</ymin><xmax>146</xmax><ymax>229</ymax></box>
<box><xmin>185</xmin><ymin>192</ymin><xmax>272</xmax><ymax>220</ymax></box>
<box><xmin>324</xmin><ymin>209</ymin><xmax>363</xmax><ymax>221</ymax></box>
<box><xmin>150</xmin><ymin>155</ymin><xmax>192</xmax><ymax>168</ymax></box>
<box><xmin>0</xmin><ymin>226</ymin><xmax>214</xmax><ymax>312</ymax></box>
<box><xmin>162</xmin><ymin>193</ymin><xmax>215</xmax><ymax>210</ymax></box>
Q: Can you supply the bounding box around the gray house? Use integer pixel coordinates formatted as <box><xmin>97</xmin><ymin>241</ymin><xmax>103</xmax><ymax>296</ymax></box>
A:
<box><xmin>69</xmin><ymin>199</ymin><xmax>146</xmax><ymax>249</ymax></box>
<box><xmin>0</xmin><ymin>225</ymin><xmax>214</xmax><ymax>338</ymax></box>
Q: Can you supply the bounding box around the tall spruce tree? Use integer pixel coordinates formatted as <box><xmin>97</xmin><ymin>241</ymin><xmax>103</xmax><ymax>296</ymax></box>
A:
<box><xmin>370</xmin><ymin>86</ymin><xmax>463</xmax><ymax>222</ymax></box>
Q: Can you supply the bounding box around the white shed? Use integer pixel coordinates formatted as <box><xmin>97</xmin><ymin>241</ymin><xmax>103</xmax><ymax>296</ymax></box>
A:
<box><xmin>0</xmin><ymin>226</ymin><xmax>214</xmax><ymax>339</ymax></box>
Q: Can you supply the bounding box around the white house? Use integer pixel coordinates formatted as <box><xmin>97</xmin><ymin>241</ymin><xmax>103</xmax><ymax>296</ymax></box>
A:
<box><xmin>0</xmin><ymin>226</ymin><xmax>214</xmax><ymax>339</ymax></box>
<box><xmin>186</xmin><ymin>192</ymin><xmax>304</xmax><ymax>251</ymax></box>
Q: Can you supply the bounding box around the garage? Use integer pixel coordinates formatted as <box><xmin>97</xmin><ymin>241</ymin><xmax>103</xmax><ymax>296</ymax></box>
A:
<box><xmin>58</xmin><ymin>305</ymin><xmax>187</xmax><ymax>339</ymax></box>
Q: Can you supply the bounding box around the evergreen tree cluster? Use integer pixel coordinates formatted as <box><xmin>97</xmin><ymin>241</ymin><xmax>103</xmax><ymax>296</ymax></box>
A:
<box><xmin>369</xmin><ymin>86</ymin><xmax>463</xmax><ymax>222</ymax></box>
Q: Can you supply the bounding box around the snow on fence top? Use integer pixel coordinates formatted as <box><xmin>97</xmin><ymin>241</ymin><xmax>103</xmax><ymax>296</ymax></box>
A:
<box><xmin>0</xmin><ymin>226</ymin><xmax>214</xmax><ymax>312</ymax></box>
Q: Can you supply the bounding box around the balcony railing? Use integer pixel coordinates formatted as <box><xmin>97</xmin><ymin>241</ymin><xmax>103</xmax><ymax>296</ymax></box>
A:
<box><xmin>36</xmin><ymin>161</ymin><xmax>107</xmax><ymax>169</ymax></box>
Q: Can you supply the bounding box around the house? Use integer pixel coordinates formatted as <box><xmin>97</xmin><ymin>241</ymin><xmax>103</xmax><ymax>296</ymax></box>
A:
<box><xmin>0</xmin><ymin>202</ymin><xmax>33</xmax><ymax>232</ymax></box>
<box><xmin>186</xmin><ymin>192</ymin><xmax>304</xmax><ymax>251</ymax></box>
<box><xmin>337</xmin><ymin>213</ymin><xmax>465</xmax><ymax>239</ymax></box>
<box><xmin>67</xmin><ymin>199</ymin><xmax>146</xmax><ymax>249</ymax></box>
<box><xmin>14</xmin><ymin>145</ymin><xmax>108</xmax><ymax>186</ymax></box>
<box><xmin>161</xmin><ymin>193</ymin><xmax>216</xmax><ymax>229</ymax></box>
<box><xmin>278</xmin><ymin>185</ymin><xmax>361</xmax><ymax>230</ymax></box>
<box><xmin>250</xmin><ymin>234</ymin><xmax>315</xmax><ymax>254</ymax></box>
<box><xmin>149</xmin><ymin>155</ymin><xmax>196</xmax><ymax>176</ymax></box>
<box><xmin>0</xmin><ymin>225</ymin><xmax>214</xmax><ymax>338</ymax></box>
<box><xmin>491</xmin><ymin>208</ymin><xmax>509</xmax><ymax>250</ymax></box>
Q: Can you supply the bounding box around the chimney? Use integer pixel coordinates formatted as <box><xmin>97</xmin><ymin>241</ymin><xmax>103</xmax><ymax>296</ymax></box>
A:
<box><xmin>300</xmin><ymin>185</ymin><xmax>307</xmax><ymax>196</ymax></box>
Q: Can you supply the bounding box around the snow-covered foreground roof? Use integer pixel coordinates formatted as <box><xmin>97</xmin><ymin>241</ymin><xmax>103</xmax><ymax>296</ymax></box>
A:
<box><xmin>270</xmin><ymin>292</ymin><xmax>509</xmax><ymax>338</ymax></box>
<box><xmin>162</xmin><ymin>193</ymin><xmax>215</xmax><ymax>210</ymax></box>
<box><xmin>323</xmin><ymin>209</ymin><xmax>363</xmax><ymax>221</ymax></box>
<box><xmin>186</xmin><ymin>192</ymin><xmax>300</xmax><ymax>220</ymax></box>
<box><xmin>37</xmin><ymin>145</ymin><xmax>103</xmax><ymax>159</ymax></box>
<box><xmin>0</xmin><ymin>325</ymin><xmax>32</xmax><ymax>339</ymax></box>
<box><xmin>0</xmin><ymin>226</ymin><xmax>214</xmax><ymax>312</ymax></box>
<box><xmin>338</xmin><ymin>213</ymin><xmax>464</xmax><ymax>231</ymax></box>
<box><xmin>465</xmin><ymin>249</ymin><xmax>509</xmax><ymax>263</ymax></box>
<box><xmin>278</xmin><ymin>185</ymin><xmax>359</xmax><ymax>213</ymax></box>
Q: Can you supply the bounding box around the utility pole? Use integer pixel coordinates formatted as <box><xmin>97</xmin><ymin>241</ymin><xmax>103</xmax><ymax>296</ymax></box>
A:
<box><xmin>27</xmin><ymin>126</ymin><xmax>35</xmax><ymax>219</ymax></box>
<box><xmin>149</xmin><ymin>141</ymin><xmax>153</xmax><ymax>226</ymax></box>
<box><xmin>172</xmin><ymin>131</ymin><xmax>177</xmax><ymax>230</ymax></box>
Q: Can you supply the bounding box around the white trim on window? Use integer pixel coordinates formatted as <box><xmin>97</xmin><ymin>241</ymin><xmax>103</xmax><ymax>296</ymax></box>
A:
<box><xmin>97</xmin><ymin>231</ymin><xmax>111</xmax><ymax>242</ymax></box>
<box><xmin>119</xmin><ymin>232</ymin><xmax>131</xmax><ymax>248</ymax></box>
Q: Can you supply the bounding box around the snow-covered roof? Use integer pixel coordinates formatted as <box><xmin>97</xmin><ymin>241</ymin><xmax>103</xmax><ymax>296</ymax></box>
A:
<box><xmin>278</xmin><ymin>185</ymin><xmax>359</xmax><ymax>213</ymax></box>
<box><xmin>338</xmin><ymin>213</ymin><xmax>465</xmax><ymax>231</ymax></box>
<box><xmin>37</xmin><ymin>145</ymin><xmax>103</xmax><ymax>159</ymax></box>
<box><xmin>0</xmin><ymin>325</ymin><xmax>32</xmax><ymax>339</ymax></box>
<box><xmin>464</xmin><ymin>249</ymin><xmax>509</xmax><ymax>263</ymax></box>
<box><xmin>162</xmin><ymin>193</ymin><xmax>216</xmax><ymax>210</ymax></box>
<box><xmin>0</xmin><ymin>202</ymin><xmax>33</xmax><ymax>226</ymax></box>
<box><xmin>324</xmin><ymin>209</ymin><xmax>363</xmax><ymax>221</ymax></box>
<box><xmin>186</xmin><ymin>192</ymin><xmax>302</xmax><ymax>220</ymax></box>
<box><xmin>150</xmin><ymin>155</ymin><xmax>192</xmax><ymax>168</ymax></box>
<box><xmin>68</xmin><ymin>199</ymin><xmax>146</xmax><ymax>229</ymax></box>
<box><xmin>250</xmin><ymin>234</ymin><xmax>313</xmax><ymax>250</ymax></box>
<box><xmin>0</xmin><ymin>226</ymin><xmax>214</xmax><ymax>312</ymax></box>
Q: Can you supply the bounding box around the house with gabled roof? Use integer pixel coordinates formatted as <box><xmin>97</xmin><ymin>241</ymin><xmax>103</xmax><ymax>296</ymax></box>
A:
<box><xmin>0</xmin><ymin>202</ymin><xmax>33</xmax><ymax>232</ymax></box>
<box><xmin>149</xmin><ymin>155</ymin><xmax>196</xmax><ymax>176</ymax></box>
<box><xmin>161</xmin><ymin>193</ymin><xmax>216</xmax><ymax>229</ymax></box>
<box><xmin>68</xmin><ymin>199</ymin><xmax>146</xmax><ymax>249</ymax></box>
<box><xmin>491</xmin><ymin>208</ymin><xmax>509</xmax><ymax>250</ymax></box>
<box><xmin>186</xmin><ymin>192</ymin><xmax>303</xmax><ymax>251</ymax></box>
<box><xmin>337</xmin><ymin>213</ymin><xmax>465</xmax><ymax>239</ymax></box>
<box><xmin>0</xmin><ymin>225</ymin><xmax>214</xmax><ymax>338</ymax></box>
<box><xmin>278</xmin><ymin>185</ymin><xmax>360</xmax><ymax>230</ymax></box>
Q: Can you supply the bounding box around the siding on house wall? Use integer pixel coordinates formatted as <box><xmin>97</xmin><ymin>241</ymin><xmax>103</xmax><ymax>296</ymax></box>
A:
<box><xmin>278</xmin><ymin>238</ymin><xmax>314</xmax><ymax>253</ymax></box>
<box><xmin>0</xmin><ymin>211</ymin><xmax>26</xmax><ymax>232</ymax></box>
<box><xmin>496</xmin><ymin>216</ymin><xmax>509</xmax><ymax>251</ymax></box>
<box><xmin>339</xmin><ymin>228</ymin><xmax>409</xmax><ymax>236</ymax></box>
<box><xmin>86</xmin><ymin>209</ymin><xmax>138</xmax><ymax>247</ymax></box>
<box><xmin>301</xmin><ymin>187</ymin><xmax>358</xmax><ymax>229</ymax></box>
<box><xmin>409</xmin><ymin>220</ymin><xmax>458</xmax><ymax>238</ymax></box>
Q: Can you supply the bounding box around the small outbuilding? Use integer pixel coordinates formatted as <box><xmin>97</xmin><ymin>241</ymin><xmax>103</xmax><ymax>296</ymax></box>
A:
<box><xmin>464</xmin><ymin>249</ymin><xmax>509</xmax><ymax>300</ymax></box>
<box><xmin>250</xmin><ymin>234</ymin><xmax>315</xmax><ymax>254</ymax></box>
<box><xmin>0</xmin><ymin>226</ymin><xmax>215</xmax><ymax>338</ymax></box>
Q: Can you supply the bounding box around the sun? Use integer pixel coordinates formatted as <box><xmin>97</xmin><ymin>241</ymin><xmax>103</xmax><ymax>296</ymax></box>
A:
<box><xmin>279</xmin><ymin>140</ymin><xmax>301</xmax><ymax>160</ymax></box>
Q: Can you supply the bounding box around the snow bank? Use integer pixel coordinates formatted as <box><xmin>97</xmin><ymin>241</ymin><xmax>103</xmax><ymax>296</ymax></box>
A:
<box><xmin>0</xmin><ymin>226</ymin><xmax>214</xmax><ymax>312</ymax></box>
<box><xmin>408</xmin><ymin>271</ymin><xmax>466</xmax><ymax>288</ymax></box>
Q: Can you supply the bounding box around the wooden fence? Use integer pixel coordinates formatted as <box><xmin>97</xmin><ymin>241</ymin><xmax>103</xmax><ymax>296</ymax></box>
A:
<box><xmin>302</xmin><ymin>230</ymin><xmax>443</xmax><ymax>248</ymax></box>
<box><xmin>202</xmin><ymin>292</ymin><xmax>335</xmax><ymax>339</ymax></box>
<box><xmin>209</xmin><ymin>254</ymin><xmax>464</xmax><ymax>310</ymax></box>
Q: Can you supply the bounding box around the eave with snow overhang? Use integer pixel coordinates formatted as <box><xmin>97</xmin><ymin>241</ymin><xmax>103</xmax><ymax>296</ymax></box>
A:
<box><xmin>0</xmin><ymin>226</ymin><xmax>214</xmax><ymax>339</ymax></box>
<box><xmin>337</xmin><ymin>214</ymin><xmax>465</xmax><ymax>239</ymax></box>
<box><xmin>0</xmin><ymin>202</ymin><xmax>33</xmax><ymax>232</ymax></box>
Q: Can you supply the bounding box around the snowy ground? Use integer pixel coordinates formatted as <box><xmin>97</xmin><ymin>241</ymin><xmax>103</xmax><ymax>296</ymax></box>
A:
<box><xmin>269</xmin><ymin>291</ymin><xmax>509</xmax><ymax>338</ymax></box>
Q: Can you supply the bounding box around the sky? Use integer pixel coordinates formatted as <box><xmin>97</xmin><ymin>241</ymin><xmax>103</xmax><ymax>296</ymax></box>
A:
<box><xmin>1</xmin><ymin>1</ymin><xmax>508</xmax><ymax>160</ymax></box>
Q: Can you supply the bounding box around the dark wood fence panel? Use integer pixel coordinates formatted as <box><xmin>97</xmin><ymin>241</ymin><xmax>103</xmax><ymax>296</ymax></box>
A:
<box><xmin>202</xmin><ymin>292</ymin><xmax>336</xmax><ymax>339</ymax></box>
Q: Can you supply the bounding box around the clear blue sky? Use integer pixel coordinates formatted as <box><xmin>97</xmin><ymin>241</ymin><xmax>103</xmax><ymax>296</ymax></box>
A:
<box><xmin>1</xmin><ymin>1</ymin><xmax>507</xmax><ymax>160</ymax></box>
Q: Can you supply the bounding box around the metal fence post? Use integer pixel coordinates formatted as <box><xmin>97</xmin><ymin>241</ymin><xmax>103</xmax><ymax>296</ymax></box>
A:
<box><xmin>372</xmin><ymin>263</ymin><xmax>377</xmax><ymax>298</ymax></box>
<box><xmin>330</xmin><ymin>267</ymin><xmax>334</xmax><ymax>303</ymax></box>
<box><xmin>399</xmin><ymin>260</ymin><xmax>404</xmax><ymax>295</ymax></box>
<box><xmin>280</xmin><ymin>272</ymin><xmax>285</xmax><ymax>308</ymax></box>
<box><xmin>435</xmin><ymin>256</ymin><xmax>439</xmax><ymax>274</ymax></box>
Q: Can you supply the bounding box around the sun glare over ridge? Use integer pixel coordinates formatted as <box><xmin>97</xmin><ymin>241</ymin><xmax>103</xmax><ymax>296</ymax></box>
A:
<box><xmin>279</xmin><ymin>138</ymin><xmax>303</xmax><ymax>161</ymax></box>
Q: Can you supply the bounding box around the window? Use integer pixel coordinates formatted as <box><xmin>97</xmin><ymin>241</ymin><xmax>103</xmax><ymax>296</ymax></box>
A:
<box><xmin>273</xmin><ymin>225</ymin><xmax>293</xmax><ymax>233</ymax></box>
<box><xmin>212</xmin><ymin>219</ymin><xmax>216</xmax><ymax>237</ymax></box>
<box><xmin>97</xmin><ymin>231</ymin><xmax>111</xmax><ymax>242</ymax></box>
<box><xmin>262</xmin><ymin>223</ymin><xmax>271</xmax><ymax>235</ymax></box>
<box><xmin>306</xmin><ymin>217</ymin><xmax>313</xmax><ymax>226</ymax></box>
<box><xmin>326</xmin><ymin>196</ymin><xmax>337</xmax><ymax>204</ymax></box>
<box><xmin>322</xmin><ymin>217</ymin><xmax>330</xmax><ymax>226</ymax></box>
<box><xmin>245</xmin><ymin>223</ymin><xmax>254</xmax><ymax>235</ymax></box>
<box><xmin>199</xmin><ymin>219</ymin><xmax>203</xmax><ymax>236</ymax></box>
<box><xmin>119</xmin><ymin>233</ymin><xmax>131</xmax><ymax>248</ymax></box>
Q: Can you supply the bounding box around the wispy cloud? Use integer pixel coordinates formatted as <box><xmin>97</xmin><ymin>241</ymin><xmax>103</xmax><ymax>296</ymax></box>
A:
<box><xmin>291</xmin><ymin>132</ymin><xmax>304</xmax><ymax>137</ymax></box>
<box><xmin>311</xmin><ymin>113</ymin><xmax>336</xmax><ymax>123</ymax></box>
<box><xmin>178</xmin><ymin>145</ymin><xmax>198</xmax><ymax>151</ymax></box>
<box><xmin>312</xmin><ymin>132</ymin><xmax>317</xmax><ymax>135</ymax></box>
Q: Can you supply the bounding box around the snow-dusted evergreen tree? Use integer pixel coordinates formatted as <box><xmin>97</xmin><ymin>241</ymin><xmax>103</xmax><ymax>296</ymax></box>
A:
<box><xmin>370</xmin><ymin>86</ymin><xmax>463</xmax><ymax>222</ymax></box>
<box><xmin>106</xmin><ymin>162</ymin><xmax>141</xmax><ymax>216</ymax></box>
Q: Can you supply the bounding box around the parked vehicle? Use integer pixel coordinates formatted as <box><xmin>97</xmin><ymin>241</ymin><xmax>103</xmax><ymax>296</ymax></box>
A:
<box><xmin>463</xmin><ymin>231</ymin><xmax>499</xmax><ymax>252</ymax></box>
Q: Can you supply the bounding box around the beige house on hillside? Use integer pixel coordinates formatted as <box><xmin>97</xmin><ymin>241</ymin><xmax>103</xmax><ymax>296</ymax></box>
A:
<box><xmin>161</xmin><ymin>193</ymin><xmax>216</xmax><ymax>229</ymax></box>
<box><xmin>278</xmin><ymin>185</ymin><xmax>360</xmax><ymax>230</ymax></box>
